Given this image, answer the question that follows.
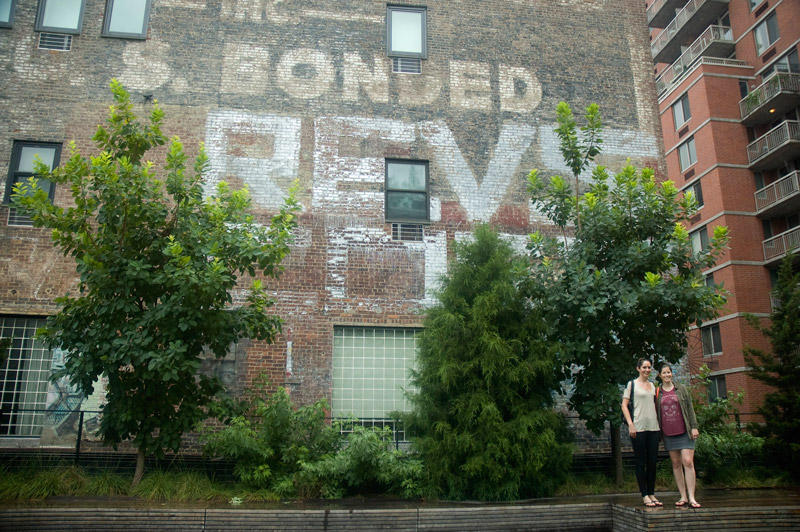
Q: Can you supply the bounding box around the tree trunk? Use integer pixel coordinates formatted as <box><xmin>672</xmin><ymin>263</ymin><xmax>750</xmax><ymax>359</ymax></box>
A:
<box><xmin>610</xmin><ymin>422</ymin><xmax>623</xmax><ymax>486</ymax></box>
<box><xmin>131</xmin><ymin>447</ymin><xmax>146</xmax><ymax>490</ymax></box>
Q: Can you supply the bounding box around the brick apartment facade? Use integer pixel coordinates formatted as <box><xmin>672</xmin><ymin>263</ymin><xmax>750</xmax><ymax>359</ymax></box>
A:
<box><xmin>647</xmin><ymin>0</ymin><xmax>800</xmax><ymax>417</ymax></box>
<box><xmin>0</xmin><ymin>0</ymin><xmax>663</xmax><ymax>452</ymax></box>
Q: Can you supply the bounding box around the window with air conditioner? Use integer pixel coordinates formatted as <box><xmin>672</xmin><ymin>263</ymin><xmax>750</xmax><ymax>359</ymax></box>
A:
<box><xmin>4</xmin><ymin>141</ymin><xmax>61</xmax><ymax>227</ymax></box>
<box><xmin>35</xmin><ymin>0</ymin><xmax>85</xmax><ymax>34</ymax></box>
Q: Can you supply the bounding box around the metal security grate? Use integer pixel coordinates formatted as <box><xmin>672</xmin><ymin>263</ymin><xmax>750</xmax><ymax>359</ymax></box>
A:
<box><xmin>392</xmin><ymin>57</ymin><xmax>421</xmax><ymax>74</ymax></box>
<box><xmin>7</xmin><ymin>208</ymin><xmax>34</xmax><ymax>227</ymax></box>
<box><xmin>38</xmin><ymin>33</ymin><xmax>72</xmax><ymax>51</ymax></box>
<box><xmin>0</xmin><ymin>316</ymin><xmax>52</xmax><ymax>436</ymax></box>
<box><xmin>392</xmin><ymin>223</ymin><xmax>423</xmax><ymax>242</ymax></box>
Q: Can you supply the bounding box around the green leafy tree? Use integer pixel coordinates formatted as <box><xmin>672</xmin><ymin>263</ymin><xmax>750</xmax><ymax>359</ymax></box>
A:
<box><xmin>528</xmin><ymin>102</ymin><xmax>728</xmax><ymax>484</ymax></box>
<box><xmin>404</xmin><ymin>225</ymin><xmax>573</xmax><ymax>501</ymax></box>
<box><xmin>12</xmin><ymin>80</ymin><xmax>299</xmax><ymax>488</ymax></box>
<box><xmin>743</xmin><ymin>253</ymin><xmax>800</xmax><ymax>477</ymax></box>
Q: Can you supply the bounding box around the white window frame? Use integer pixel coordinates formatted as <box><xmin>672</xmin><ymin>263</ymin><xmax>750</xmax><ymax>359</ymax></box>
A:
<box><xmin>701</xmin><ymin>323</ymin><xmax>722</xmax><ymax>357</ymax></box>
<box><xmin>678</xmin><ymin>137</ymin><xmax>697</xmax><ymax>171</ymax></box>
<box><xmin>754</xmin><ymin>13</ymin><xmax>779</xmax><ymax>56</ymax></box>
<box><xmin>34</xmin><ymin>0</ymin><xmax>85</xmax><ymax>34</ymax></box>
<box><xmin>690</xmin><ymin>226</ymin><xmax>709</xmax><ymax>254</ymax></box>
<box><xmin>0</xmin><ymin>0</ymin><xmax>17</xmax><ymax>28</ymax></box>
<box><xmin>673</xmin><ymin>93</ymin><xmax>691</xmax><ymax>129</ymax></box>
<box><xmin>386</xmin><ymin>5</ymin><xmax>427</xmax><ymax>59</ymax></box>
<box><xmin>102</xmin><ymin>0</ymin><xmax>152</xmax><ymax>40</ymax></box>
<box><xmin>690</xmin><ymin>181</ymin><xmax>704</xmax><ymax>208</ymax></box>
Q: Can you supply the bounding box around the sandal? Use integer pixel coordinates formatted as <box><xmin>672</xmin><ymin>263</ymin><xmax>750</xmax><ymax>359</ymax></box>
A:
<box><xmin>689</xmin><ymin>501</ymin><xmax>702</xmax><ymax>508</ymax></box>
<box><xmin>650</xmin><ymin>497</ymin><xmax>664</xmax><ymax>507</ymax></box>
<box><xmin>643</xmin><ymin>497</ymin><xmax>657</xmax><ymax>507</ymax></box>
<box><xmin>675</xmin><ymin>500</ymin><xmax>687</xmax><ymax>507</ymax></box>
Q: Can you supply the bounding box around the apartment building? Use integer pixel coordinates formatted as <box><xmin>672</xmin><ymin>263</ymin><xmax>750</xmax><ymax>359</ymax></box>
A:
<box><xmin>0</xmin><ymin>0</ymin><xmax>663</xmax><ymax>450</ymax></box>
<box><xmin>647</xmin><ymin>0</ymin><xmax>799</xmax><ymax>415</ymax></box>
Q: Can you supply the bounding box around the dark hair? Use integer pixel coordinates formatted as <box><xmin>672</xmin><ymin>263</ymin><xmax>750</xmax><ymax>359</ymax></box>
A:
<box><xmin>655</xmin><ymin>362</ymin><xmax>673</xmax><ymax>384</ymax></box>
<box><xmin>636</xmin><ymin>357</ymin><xmax>652</xmax><ymax>369</ymax></box>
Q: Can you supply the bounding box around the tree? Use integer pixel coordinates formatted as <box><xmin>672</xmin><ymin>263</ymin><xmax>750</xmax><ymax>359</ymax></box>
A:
<box><xmin>527</xmin><ymin>102</ymin><xmax>728</xmax><ymax>484</ymax></box>
<box><xmin>404</xmin><ymin>225</ymin><xmax>573</xmax><ymax>501</ymax></box>
<box><xmin>13</xmin><ymin>80</ymin><xmax>299</xmax><ymax>488</ymax></box>
<box><xmin>743</xmin><ymin>253</ymin><xmax>800</xmax><ymax>477</ymax></box>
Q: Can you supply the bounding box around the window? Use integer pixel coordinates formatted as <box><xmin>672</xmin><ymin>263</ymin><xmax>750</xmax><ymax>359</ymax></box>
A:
<box><xmin>708</xmin><ymin>375</ymin><xmax>727</xmax><ymax>402</ymax></box>
<box><xmin>701</xmin><ymin>324</ymin><xmax>722</xmax><ymax>356</ymax></box>
<box><xmin>763</xmin><ymin>219</ymin><xmax>773</xmax><ymax>239</ymax></box>
<box><xmin>0</xmin><ymin>316</ymin><xmax>53</xmax><ymax>436</ymax></box>
<box><xmin>387</xmin><ymin>6</ymin><xmax>426</xmax><ymax>59</ymax></box>
<box><xmin>704</xmin><ymin>273</ymin><xmax>715</xmax><ymax>288</ymax></box>
<box><xmin>749</xmin><ymin>0</ymin><xmax>765</xmax><ymax>10</ymax></box>
<box><xmin>690</xmin><ymin>226</ymin><xmax>709</xmax><ymax>254</ymax></box>
<box><xmin>754</xmin><ymin>13</ymin><xmax>779</xmax><ymax>56</ymax></box>
<box><xmin>102</xmin><ymin>0</ymin><xmax>152</xmax><ymax>39</ymax></box>
<box><xmin>690</xmin><ymin>181</ymin><xmax>704</xmax><ymax>208</ymax></box>
<box><xmin>673</xmin><ymin>93</ymin><xmax>691</xmax><ymax>129</ymax></box>
<box><xmin>35</xmin><ymin>0</ymin><xmax>85</xmax><ymax>34</ymax></box>
<box><xmin>385</xmin><ymin>159</ymin><xmax>429</xmax><ymax>223</ymax></box>
<box><xmin>4</xmin><ymin>141</ymin><xmax>61</xmax><ymax>227</ymax></box>
<box><xmin>766</xmin><ymin>49</ymin><xmax>800</xmax><ymax>76</ymax></box>
<box><xmin>678</xmin><ymin>137</ymin><xmax>697</xmax><ymax>171</ymax></box>
<box><xmin>331</xmin><ymin>327</ymin><xmax>418</xmax><ymax>421</ymax></box>
<box><xmin>0</xmin><ymin>0</ymin><xmax>16</xmax><ymax>27</ymax></box>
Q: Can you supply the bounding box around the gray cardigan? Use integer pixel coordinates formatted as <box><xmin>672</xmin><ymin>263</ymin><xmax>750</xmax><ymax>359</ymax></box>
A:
<box><xmin>656</xmin><ymin>382</ymin><xmax>699</xmax><ymax>434</ymax></box>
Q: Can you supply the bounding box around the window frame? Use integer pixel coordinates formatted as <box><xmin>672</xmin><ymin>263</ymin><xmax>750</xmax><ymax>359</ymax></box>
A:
<box><xmin>690</xmin><ymin>181</ymin><xmax>704</xmax><ymax>208</ymax></box>
<box><xmin>386</xmin><ymin>5</ymin><xmax>427</xmax><ymax>59</ymax></box>
<box><xmin>749</xmin><ymin>0</ymin><xmax>765</xmax><ymax>11</ymax></box>
<box><xmin>3</xmin><ymin>141</ymin><xmax>61</xmax><ymax>205</ymax></box>
<box><xmin>708</xmin><ymin>375</ymin><xmax>727</xmax><ymax>402</ymax></box>
<box><xmin>0</xmin><ymin>0</ymin><xmax>17</xmax><ymax>28</ymax></box>
<box><xmin>754</xmin><ymin>12</ymin><xmax>779</xmax><ymax>56</ymax></box>
<box><xmin>678</xmin><ymin>137</ymin><xmax>697</xmax><ymax>171</ymax></box>
<box><xmin>672</xmin><ymin>93</ymin><xmax>691</xmax><ymax>129</ymax></box>
<box><xmin>690</xmin><ymin>226</ymin><xmax>709</xmax><ymax>254</ymax></box>
<box><xmin>34</xmin><ymin>0</ymin><xmax>86</xmax><ymax>35</ymax></box>
<box><xmin>701</xmin><ymin>323</ymin><xmax>722</xmax><ymax>357</ymax></box>
<box><xmin>385</xmin><ymin>159</ymin><xmax>430</xmax><ymax>224</ymax></box>
<box><xmin>102</xmin><ymin>0</ymin><xmax>152</xmax><ymax>40</ymax></box>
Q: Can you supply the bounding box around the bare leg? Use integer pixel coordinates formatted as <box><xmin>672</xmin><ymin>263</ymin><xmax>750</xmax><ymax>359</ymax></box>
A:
<box><xmin>682</xmin><ymin>449</ymin><xmax>698</xmax><ymax>505</ymax></box>
<box><xmin>669</xmin><ymin>450</ymin><xmax>687</xmax><ymax>503</ymax></box>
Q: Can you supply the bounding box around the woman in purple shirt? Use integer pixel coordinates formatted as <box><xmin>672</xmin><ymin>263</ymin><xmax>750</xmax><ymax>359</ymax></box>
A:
<box><xmin>657</xmin><ymin>363</ymin><xmax>701</xmax><ymax>508</ymax></box>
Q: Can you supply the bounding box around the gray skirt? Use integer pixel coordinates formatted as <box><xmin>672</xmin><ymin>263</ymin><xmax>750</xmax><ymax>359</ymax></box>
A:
<box><xmin>663</xmin><ymin>431</ymin><xmax>695</xmax><ymax>451</ymax></box>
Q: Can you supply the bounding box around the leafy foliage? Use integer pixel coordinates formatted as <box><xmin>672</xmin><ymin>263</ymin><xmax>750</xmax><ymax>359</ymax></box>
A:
<box><xmin>743</xmin><ymin>253</ymin><xmax>800</xmax><ymax>477</ymax></box>
<box><xmin>12</xmin><ymin>80</ymin><xmax>299</xmax><ymax>472</ymax></box>
<box><xmin>202</xmin><ymin>378</ymin><xmax>422</xmax><ymax>499</ymax></box>
<box><xmin>404</xmin><ymin>225</ymin><xmax>573</xmax><ymax>501</ymax></box>
<box><xmin>527</xmin><ymin>102</ymin><xmax>728</xmax><ymax>437</ymax></box>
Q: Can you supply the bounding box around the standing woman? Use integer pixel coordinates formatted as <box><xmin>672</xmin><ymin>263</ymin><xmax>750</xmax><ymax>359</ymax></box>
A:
<box><xmin>621</xmin><ymin>358</ymin><xmax>663</xmax><ymax>507</ymax></box>
<box><xmin>657</xmin><ymin>363</ymin><xmax>701</xmax><ymax>508</ymax></box>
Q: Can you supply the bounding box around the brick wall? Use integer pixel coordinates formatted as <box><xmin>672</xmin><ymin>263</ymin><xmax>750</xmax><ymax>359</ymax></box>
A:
<box><xmin>0</xmin><ymin>0</ymin><xmax>664</xmax><ymax>452</ymax></box>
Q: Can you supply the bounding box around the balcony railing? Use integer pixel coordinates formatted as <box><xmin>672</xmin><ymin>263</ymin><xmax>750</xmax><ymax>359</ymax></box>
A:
<box><xmin>647</xmin><ymin>0</ymin><xmax>685</xmax><ymax>27</ymax></box>
<box><xmin>747</xmin><ymin>120</ymin><xmax>800</xmax><ymax>167</ymax></box>
<box><xmin>755</xmin><ymin>171</ymin><xmax>800</xmax><ymax>213</ymax></box>
<box><xmin>651</xmin><ymin>0</ymin><xmax>730</xmax><ymax>63</ymax></box>
<box><xmin>763</xmin><ymin>226</ymin><xmax>800</xmax><ymax>262</ymax></box>
<box><xmin>740</xmin><ymin>73</ymin><xmax>800</xmax><ymax>123</ymax></box>
<box><xmin>655</xmin><ymin>25</ymin><xmax>733</xmax><ymax>96</ymax></box>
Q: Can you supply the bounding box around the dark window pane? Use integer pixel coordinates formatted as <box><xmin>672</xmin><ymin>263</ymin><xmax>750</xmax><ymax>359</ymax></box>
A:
<box><xmin>387</xmin><ymin>191</ymin><xmax>427</xmax><ymax>221</ymax></box>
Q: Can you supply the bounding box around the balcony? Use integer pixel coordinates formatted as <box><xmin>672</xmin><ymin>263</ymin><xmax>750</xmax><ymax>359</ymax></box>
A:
<box><xmin>747</xmin><ymin>121</ymin><xmax>800</xmax><ymax>171</ymax></box>
<box><xmin>654</xmin><ymin>26</ymin><xmax>734</xmax><ymax>97</ymax></box>
<box><xmin>648</xmin><ymin>0</ymin><xmax>687</xmax><ymax>28</ymax></box>
<box><xmin>755</xmin><ymin>171</ymin><xmax>800</xmax><ymax>218</ymax></box>
<box><xmin>740</xmin><ymin>73</ymin><xmax>800</xmax><ymax>125</ymax></box>
<box><xmin>651</xmin><ymin>0</ymin><xmax>730</xmax><ymax>65</ymax></box>
<box><xmin>763</xmin><ymin>226</ymin><xmax>800</xmax><ymax>264</ymax></box>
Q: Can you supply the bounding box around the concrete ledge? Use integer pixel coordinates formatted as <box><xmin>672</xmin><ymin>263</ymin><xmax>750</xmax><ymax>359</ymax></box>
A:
<box><xmin>1</xmin><ymin>493</ymin><xmax>799</xmax><ymax>532</ymax></box>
